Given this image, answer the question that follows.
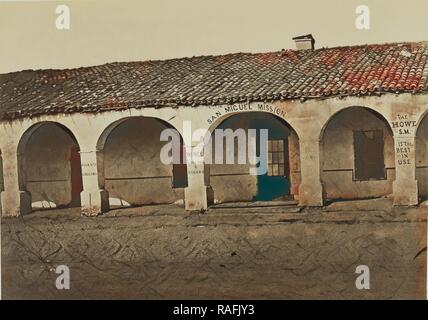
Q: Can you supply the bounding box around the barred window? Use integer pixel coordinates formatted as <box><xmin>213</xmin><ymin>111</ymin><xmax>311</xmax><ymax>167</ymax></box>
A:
<box><xmin>267</xmin><ymin>139</ymin><xmax>285</xmax><ymax>176</ymax></box>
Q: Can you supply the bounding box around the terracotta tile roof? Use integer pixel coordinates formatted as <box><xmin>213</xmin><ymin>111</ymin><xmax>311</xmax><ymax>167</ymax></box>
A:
<box><xmin>1</xmin><ymin>41</ymin><xmax>427</xmax><ymax>120</ymax></box>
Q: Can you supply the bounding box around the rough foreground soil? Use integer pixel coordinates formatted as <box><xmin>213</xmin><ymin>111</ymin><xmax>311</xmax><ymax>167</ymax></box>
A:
<box><xmin>1</xmin><ymin>198</ymin><xmax>427</xmax><ymax>299</ymax></box>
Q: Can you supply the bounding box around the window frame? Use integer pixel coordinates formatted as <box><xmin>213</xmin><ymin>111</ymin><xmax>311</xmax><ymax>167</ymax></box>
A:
<box><xmin>267</xmin><ymin>139</ymin><xmax>286</xmax><ymax>177</ymax></box>
<box><xmin>352</xmin><ymin>129</ymin><xmax>387</xmax><ymax>181</ymax></box>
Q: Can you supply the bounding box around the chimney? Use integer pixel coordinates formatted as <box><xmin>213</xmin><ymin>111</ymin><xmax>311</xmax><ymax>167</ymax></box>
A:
<box><xmin>292</xmin><ymin>34</ymin><xmax>315</xmax><ymax>50</ymax></box>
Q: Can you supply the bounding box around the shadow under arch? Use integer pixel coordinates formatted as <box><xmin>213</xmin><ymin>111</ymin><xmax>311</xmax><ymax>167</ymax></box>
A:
<box><xmin>205</xmin><ymin>108</ymin><xmax>300</xmax><ymax>141</ymax></box>
<box><xmin>96</xmin><ymin>116</ymin><xmax>188</xmax><ymax>208</ymax></box>
<box><xmin>206</xmin><ymin>111</ymin><xmax>301</xmax><ymax>204</ymax></box>
<box><xmin>319</xmin><ymin>106</ymin><xmax>395</xmax><ymax>202</ymax></box>
<box><xmin>319</xmin><ymin>105</ymin><xmax>394</xmax><ymax>142</ymax></box>
<box><xmin>17</xmin><ymin>121</ymin><xmax>83</xmax><ymax>213</ymax></box>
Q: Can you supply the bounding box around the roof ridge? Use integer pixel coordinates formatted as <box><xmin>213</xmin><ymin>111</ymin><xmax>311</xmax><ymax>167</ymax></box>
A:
<box><xmin>2</xmin><ymin>40</ymin><xmax>427</xmax><ymax>75</ymax></box>
<box><xmin>1</xmin><ymin>40</ymin><xmax>427</xmax><ymax>120</ymax></box>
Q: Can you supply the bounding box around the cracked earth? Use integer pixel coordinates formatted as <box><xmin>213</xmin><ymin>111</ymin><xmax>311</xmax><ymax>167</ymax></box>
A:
<box><xmin>1</xmin><ymin>198</ymin><xmax>427</xmax><ymax>299</ymax></box>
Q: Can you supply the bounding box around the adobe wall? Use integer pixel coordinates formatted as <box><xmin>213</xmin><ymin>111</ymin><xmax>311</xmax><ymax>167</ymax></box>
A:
<box><xmin>321</xmin><ymin>107</ymin><xmax>395</xmax><ymax>200</ymax></box>
<box><xmin>208</xmin><ymin>112</ymin><xmax>296</xmax><ymax>203</ymax></box>
<box><xmin>209</xmin><ymin>113</ymin><xmax>256</xmax><ymax>203</ymax></box>
<box><xmin>103</xmin><ymin>117</ymin><xmax>184</xmax><ymax>206</ymax></box>
<box><xmin>22</xmin><ymin>122</ymin><xmax>77</xmax><ymax>208</ymax></box>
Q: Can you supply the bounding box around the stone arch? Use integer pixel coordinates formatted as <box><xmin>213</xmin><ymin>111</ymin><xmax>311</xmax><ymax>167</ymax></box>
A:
<box><xmin>320</xmin><ymin>106</ymin><xmax>395</xmax><ymax>201</ymax></box>
<box><xmin>416</xmin><ymin>108</ymin><xmax>428</xmax><ymax>131</ymax></box>
<box><xmin>17</xmin><ymin>121</ymin><xmax>83</xmax><ymax>212</ymax></box>
<box><xmin>416</xmin><ymin>110</ymin><xmax>428</xmax><ymax>201</ymax></box>
<box><xmin>206</xmin><ymin>111</ymin><xmax>301</xmax><ymax>204</ymax></box>
<box><xmin>96</xmin><ymin>116</ymin><xmax>188</xmax><ymax>208</ymax></box>
<box><xmin>319</xmin><ymin>105</ymin><xmax>394</xmax><ymax>141</ymax></box>
<box><xmin>206</xmin><ymin>106</ymin><xmax>300</xmax><ymax>139</ymax></box>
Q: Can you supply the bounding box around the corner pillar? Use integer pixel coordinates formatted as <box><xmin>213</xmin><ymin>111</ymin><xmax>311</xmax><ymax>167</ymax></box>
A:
<box><xmin>0</xmin><ymin>142</ymin><xmax>31</xmax><ymax>217</ymax></box>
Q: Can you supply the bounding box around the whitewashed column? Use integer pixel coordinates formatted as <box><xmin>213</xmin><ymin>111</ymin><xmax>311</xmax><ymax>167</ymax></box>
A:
<box><xmin>184</xmin><ymin>162</ymin><xmax>212</xmax><ymax>211</ymax></box>
<box><xmin>390</xmin><ymin>113</ymin><xmax>419</xmax><ymax>205</ymax></box>
<box><xmin>182</xmin><ymin>130</ymin><xmax>213</xmax><ymax>211</ymax></box>
<box><xmin>0</xmin><ymin>139</ymin><xmax>31</xmax><ymax>217</ymax></box>
<box><xmin>298</xmin><ymin>138</ymin><xmax>324</xmax><ymax>206</ymax></box>
<box><xmin>392</xmin><ymin>135</ymin><xmax>418</xmax><ymax>205</ymax></box>
<box><xmin>79</xmin><ymin>149</ymin><xmax>109</xmax><ymax>216</ymax></box>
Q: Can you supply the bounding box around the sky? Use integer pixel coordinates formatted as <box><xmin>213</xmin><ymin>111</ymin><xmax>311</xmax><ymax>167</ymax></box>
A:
<box><xmin>0</xmin><ymin>0</ymin><xmax>427</xmax><ymax>73</ymax></box>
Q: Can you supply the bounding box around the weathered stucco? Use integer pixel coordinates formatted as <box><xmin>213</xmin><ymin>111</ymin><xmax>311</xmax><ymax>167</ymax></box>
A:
<box><xmin>103</xmin><ymin>117</ymin><xmax>184</xmax><ymax>206</ymax></box>
<box><xmin>20</xmin><ymin>122</ymin><xmax>80</xmax><ymax>209</ymax></box>
<box><xmin>0</xmin><ymin>93</ymin><xmax>427</xmax><ymax>216</ymax></box>
<box><xmin>209</xmin><ymin>112</ymin><xmax>300</xmax><ymax>203</ymax></box>
<box><xmin>321</xmin><ymin>107</ymin><xmax>395</xmax><ymax>200</ymax></box>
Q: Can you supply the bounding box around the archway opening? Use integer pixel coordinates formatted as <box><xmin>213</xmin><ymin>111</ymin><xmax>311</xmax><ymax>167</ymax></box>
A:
<box><xmin>18</xmin><ymin>122</ymin><xmax>83</xmax><ymax>212</ymax></box>
<box><xmin>208</xmin><ymin>112</ymin><xmax>301</xmax><ymax>204</ymax></box>
<box><xmin>99</xmin><ymin>117</ymin><xmax>187</xmax><ymax>208</ymax></box>
<box><xmin>320</xmin><ymin>106</ymin><xmax>395</xmax><ymax>201</ymax></box>
<box><xmin>416</xmin><ymin>112</ymin><xmax>428</xmax><ymax>202</ymax></box>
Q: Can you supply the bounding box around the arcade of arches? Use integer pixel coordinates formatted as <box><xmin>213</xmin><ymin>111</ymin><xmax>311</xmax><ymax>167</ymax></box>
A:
<box><xmin>0</xmin><ymin>101</ymin><xmax>427</xmax><ymax>217</ymax></box>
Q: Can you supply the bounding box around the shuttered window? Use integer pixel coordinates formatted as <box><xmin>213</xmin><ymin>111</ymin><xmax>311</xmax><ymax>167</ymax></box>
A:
<box><xmin>354</xmin><ymin>130</ymin><xmax>386</xmax><ymax>180</ymax></box>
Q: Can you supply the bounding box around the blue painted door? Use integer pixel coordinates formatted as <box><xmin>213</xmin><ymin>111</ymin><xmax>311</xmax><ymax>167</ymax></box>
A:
<box><xmin>251</xmin><ymin>118</ymin><xmax>291</xmax><ymax>201</ymax></box>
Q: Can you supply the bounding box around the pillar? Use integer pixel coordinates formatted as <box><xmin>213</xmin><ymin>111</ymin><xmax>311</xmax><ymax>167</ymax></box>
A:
<box><xmin>392</xmin><ymin>135</ymin><xmax>418</xmax><ymax>205</ymax></box>
<box><xmin>184</xmin><ymin>161</ymin><xmax>212</xmax><ymax>211</ymax></box>
<box><xmin>298</xmin><ymin>138</ymin><xmax>324</xmax><ymax>206</ymax></box>
<box><xmin>288</xmin><ymin>132</ymin><xmax>301</xmax><ymax>199</ymax></box>
<box><xmin>79</xmin><ymin>149</ymin><xmax>109</xmax><ymax>216</ymax></box>
<box><xmin>0</xmin><ymin>141</ymin><xmax>31</xmax><ymax>217</ymax></box>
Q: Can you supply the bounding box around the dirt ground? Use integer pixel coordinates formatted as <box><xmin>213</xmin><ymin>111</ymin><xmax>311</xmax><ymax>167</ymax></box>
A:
<box><xmin>1</xmin><ymin>198</ymin><xmax>427</xmax><ymax>299</ymax></box>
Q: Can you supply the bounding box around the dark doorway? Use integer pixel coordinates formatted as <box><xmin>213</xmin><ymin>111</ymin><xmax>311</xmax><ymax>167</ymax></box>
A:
<box><xmin>353</xmin><ymin>130</ymin><xmax>385</xmax><ymax>180</ymax></box>
<box><xmin>70</xmin><ymin>145</ymin><xmax>83</xmax><ymax>207</ymax></box>
<box><xmin>172</xmin><ymin>140</ymin><xmax>188</xmax><ymax>188</ymax></box>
